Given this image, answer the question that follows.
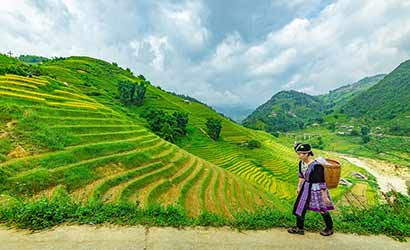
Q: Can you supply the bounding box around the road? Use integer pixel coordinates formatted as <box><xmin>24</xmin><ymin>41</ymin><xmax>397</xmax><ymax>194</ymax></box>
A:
<box><xmin>1</xmin><ymin>225</ymin><xmax>409</xmax><ymax>250</ymax></box>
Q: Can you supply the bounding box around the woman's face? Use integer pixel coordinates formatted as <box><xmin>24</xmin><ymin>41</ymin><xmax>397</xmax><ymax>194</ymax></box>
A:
<box><xmin>297</xmin><ymin>152</ymin><xmax>309</xmax><ymax>160</ymax></box>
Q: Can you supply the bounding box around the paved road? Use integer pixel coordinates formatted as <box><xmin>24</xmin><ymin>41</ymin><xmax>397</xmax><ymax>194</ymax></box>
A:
<box><xmin>1</xmin><ymin>225</ymin><xmax>409</xmax><ymax>250</ymax></box>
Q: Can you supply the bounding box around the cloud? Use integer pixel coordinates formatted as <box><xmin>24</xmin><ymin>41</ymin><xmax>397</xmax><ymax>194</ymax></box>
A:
<box><xmin>249</xmin><ymin>48</ymin><xmax>297</xmax><ymax>77</ymax></box>
<box><xmin>1</xmin><ymin>0</ymin><xmax>410</xmax><ymax>110</ymax></box>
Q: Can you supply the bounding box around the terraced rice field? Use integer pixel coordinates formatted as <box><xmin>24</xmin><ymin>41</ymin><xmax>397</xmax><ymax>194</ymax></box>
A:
<box><xmin>0</xmin><ymin>74</ymin><xmax>279</xmax><ymax>218</ymax></box>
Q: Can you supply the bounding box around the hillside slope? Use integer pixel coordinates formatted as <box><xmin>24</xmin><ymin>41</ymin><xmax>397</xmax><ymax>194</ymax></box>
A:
<box><xmin>318</xmin><ymin>74</ymin><xmax>386</xmax><ymax>110</ymax></box>
<box><xmin>242</xmin><ymin>90</ymin><xmax>325</xmax><ymax>132</ymax></box>
<box><xmin>343</xmin><ymin>60</ymin><xmax>410</xmax><ymax>135</ymax></box>
<box><xmin>242</xmin><ymin>74</ymin><xmax>385</xmax><ymax>134</ymax></box>
<box><xmin>0</xmin><ymin>72</ymin><xmax>280</xmax><ymax>218</ymax></box>
<box><xmin>0</xmin><ymin>55</ymin><xmax>377</xmax><ymax>214</ymax></box>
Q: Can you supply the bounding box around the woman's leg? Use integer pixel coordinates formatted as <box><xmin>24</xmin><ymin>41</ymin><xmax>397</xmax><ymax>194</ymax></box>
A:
<box><xmin>319</xmin><ymin>211</ymin><xmax>334</xmax><ymax>236</ymax></box>
<box><xmin>296</xmin><ymin>215</ymin><xmax>305</xmax><ymax>229</ymax></box>
<box><xmin>320</xmin><ymin>211</ymin><xmax>333</xmax><ymax>230</ymax></box>
<box><xmin>288</xmin><ymin>214</ymin><xmax>305</xmax><ymax>234</ymax></box>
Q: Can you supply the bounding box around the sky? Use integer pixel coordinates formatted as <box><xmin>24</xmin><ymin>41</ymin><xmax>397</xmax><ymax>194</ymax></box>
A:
<box><xmin>1</xmin><ymin>0</ymin><xmax>410</xmax><ymax>112</ymax></box>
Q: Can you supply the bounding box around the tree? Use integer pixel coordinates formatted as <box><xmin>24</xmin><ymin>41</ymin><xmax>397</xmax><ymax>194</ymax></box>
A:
<box><xmin>118</xmin><ymin>80</ymin><xmax>146</xmax><ymax>106</ymax></box>
<box><xmin>158</xmin><ymin>122</ymin><xmax>177</xmax><ymax>142</ymax></box>
<box><xmin>361</xmin><ymin>126</ymin><xmax>371</xmax><ymax>143</ymax></box>
<box><xmin>206</xmin><ymin>118</ymin><xmax>222</xmax><ymax>140</ymax></box>
<box><xmin>362</xmin><ymin>135</ymin><xmax>371</xmax><ymax>144</ymax></box>
<box><xmin>140</xmin><ymin>108</ymin><xmax>189</xmax><ymax>143</ymax></box>
<box><xmin>247</xmin><ymin>139</ymin><xmax>261</xmax><ymax>149</ymax></box>
<box><xmin>135</xmin><ymin>82</ymin><xmax>146</xmax><ymax>106</ymax></box>
<box><xmin>361</xmin><ymin>126</ymin><xmax>370</xmax><ymax>136</ymax></box>
<box><xmin>327</xmin><ymin>122</ymin><xmax>336</xmax><ymax>132</ymax></box>
<box><xmin>118</xmin><ymin>80</ymin><xmax>135</xmax><ymax>105</ymax></box>
<box><xmin>173</xmin><ymin>111</ymin><xmax>188</xmax><ymax>136</ymax></box>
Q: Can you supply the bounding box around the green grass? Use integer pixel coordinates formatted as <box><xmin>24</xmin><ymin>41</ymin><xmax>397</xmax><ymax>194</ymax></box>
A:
<box><xmin>0</xmin><ymin>55</ymin><xmax>393</xmax><ymax>235</ymax></box>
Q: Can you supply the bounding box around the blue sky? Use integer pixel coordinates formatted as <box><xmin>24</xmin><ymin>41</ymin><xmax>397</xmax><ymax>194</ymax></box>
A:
<box><xmin>1</xmin><ymin>0</ymin><xmax>410</xmax><ymax>111</ymax></box>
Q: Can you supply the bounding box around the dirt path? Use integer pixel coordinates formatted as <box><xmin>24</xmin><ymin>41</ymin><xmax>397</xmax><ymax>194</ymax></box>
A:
<box><xmin>339</xmin><ymin>154</ymin><xmax>410</xmax><ymax>195</ymax></box>
<box><xmin>1</xmin><ymin>225</ymin><xmax>409</xmax><ymax>250</ymax></box>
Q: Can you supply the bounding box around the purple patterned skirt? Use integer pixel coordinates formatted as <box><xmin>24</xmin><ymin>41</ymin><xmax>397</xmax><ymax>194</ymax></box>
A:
<box><xmin>293</xmin><ymin>181</ymin><xmax>335</xmax><ymax>216</ymax></box>
<box><xmin>307</xmin><ymin>183</ymin><xmax>335</xmax><ymax>212</ymax></box>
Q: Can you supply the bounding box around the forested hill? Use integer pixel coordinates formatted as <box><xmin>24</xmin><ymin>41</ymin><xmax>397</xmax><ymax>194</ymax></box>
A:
<box><xmin>319</xmin><ymin>74</ymin><xmax>386</xmax><ymax>111</ymax></box>
<box><xmin>242</xmin><ymin>90</ymin><xmax>325</xmax><ymax>132</ymax></box>
<box><xmin>343</xmin><ymin>60</ymin><xmax>410</xmax><ymax>135</ymax></box>
<box><xmin>241</xmin><ymin>72</ymin><xmax>396</xmax><ymax>134</ymax></box>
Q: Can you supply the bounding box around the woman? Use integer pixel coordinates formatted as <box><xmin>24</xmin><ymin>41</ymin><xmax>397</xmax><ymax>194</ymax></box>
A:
<box><xmin>287</xmin><ymin>143</ymin><xmax>335</xmax><ymax>236</ymax></box>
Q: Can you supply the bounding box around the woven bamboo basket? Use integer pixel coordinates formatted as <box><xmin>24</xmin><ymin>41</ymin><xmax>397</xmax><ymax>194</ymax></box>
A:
<box><xmin>323</xmin><ymin>158</ymin><xmax>341</xmax><ymax>188</ymax></box>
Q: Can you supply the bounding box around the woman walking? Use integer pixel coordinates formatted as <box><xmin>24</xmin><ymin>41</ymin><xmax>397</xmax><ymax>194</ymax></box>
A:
<box><xmin>287</xmin><ymin>143</ymin><xmax>335</xmax><ymax>236</ymax></box>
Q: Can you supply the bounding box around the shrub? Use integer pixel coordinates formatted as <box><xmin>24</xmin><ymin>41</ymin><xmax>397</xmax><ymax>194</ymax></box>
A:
<box><xmin>206</xmin><ymin>117</ymin><xmax>222</xmax><ymax>140</ymax></box>
<box><xmin>247</xmin><ymin>139</ymin><xmax>261</xmax><ymax>149</ymax></box>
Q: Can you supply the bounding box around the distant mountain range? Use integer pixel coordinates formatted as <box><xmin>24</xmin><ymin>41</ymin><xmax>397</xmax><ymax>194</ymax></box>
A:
<box><xmin>241</xmin><ymin>63</ymin><xmax>410</xmax><ymax>135</ymax></box>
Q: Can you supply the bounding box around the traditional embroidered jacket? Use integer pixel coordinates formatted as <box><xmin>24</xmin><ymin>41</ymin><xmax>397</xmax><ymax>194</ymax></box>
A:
<box><xmin>292</xmin><ymin>159</ymin><xmax>335</xmax><ymax>217</ymax></box>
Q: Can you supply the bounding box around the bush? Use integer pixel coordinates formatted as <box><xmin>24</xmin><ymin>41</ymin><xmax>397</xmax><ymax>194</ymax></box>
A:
<box><xmin>1</xmin><ymin>192</ymin><xmax>409</xmax><ymax>241</ymax></box>
<box><xmin>206</xmin><ymin>118</ymin><xmax>222</xmax><ymax>140</ymax></box>
<box><xmin>118</xmin><ymin>80</ymin><xmax>146</xmax><ymax>106</ymax></box>
<box><xmin>247</xmin><ymin>139</ymin><xmax>261</xmax><ymax>149</ymax></box>
<box><xmin>140</xmin><ymin>108</ymin><xmax>188</xmax><ymax>143</ymax></box>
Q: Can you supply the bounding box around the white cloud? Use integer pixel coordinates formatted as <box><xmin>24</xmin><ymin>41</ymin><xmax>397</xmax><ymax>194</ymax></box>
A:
<box><xmin>0</xmin><ymin>0</ymin><xmax>409</xmax><ymax>109</ymax></box>
<box><xmin>249</xmin><ymin>48</ymin><xmax>297</xmax><ymax>76</ymax></box>
<box><xmin>159</xmin><ymin>1</ymin><xmax>209</xmax><ymax>51</ymax></box>
<box><xmin>130</xmin><ymin>35</ymin><xmax>169</xmax><ymax>71</ymax></box>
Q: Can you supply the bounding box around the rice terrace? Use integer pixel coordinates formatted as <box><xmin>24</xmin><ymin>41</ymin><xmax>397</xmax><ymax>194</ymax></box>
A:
<box><xmin>1</xmin><ymin>1</ymin><xmax>410</xmax><ymax>249</ymax></box>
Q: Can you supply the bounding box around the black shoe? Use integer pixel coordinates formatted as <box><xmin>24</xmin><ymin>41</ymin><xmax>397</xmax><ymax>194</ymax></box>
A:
<box><xmin>320</xmin><ymin>228</ymin><xmax>334</xmax><ymax>236</ymax></box>
<box><xmin>287</xmin><ymin>226</ymin><xmax>304</xmax><ymax>235</ymax></box>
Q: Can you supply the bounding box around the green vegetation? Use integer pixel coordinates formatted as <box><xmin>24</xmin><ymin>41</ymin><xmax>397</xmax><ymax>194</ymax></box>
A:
<box><xmin>243</xmin><ymin>90</ymin><xmax>323</xmax><ymax>133</ymax></box>
<box><xmin>118</xmin><ymin>79</ymin><xmax>146</xmax><ymax>106</ymax></box>
<box><xmin>0</xmin><ymin>54</ymin><xmax>42</xmax><ymax>76</ymax></box>
<box><xmin>0</xmin><ymin>53</ymin><xmax>395</xmax><ymax>238</ymax></box>
<box><xmin>206</xmin><ymin>117</ymin><xmax>222</xmax><ymax>140</ymax></box>
<box><xmin>0</xmin><ymin>190</ymin><xmax>409</xmax><ymax>241</ymax></box>
<box><xmin>246</xmin><ymin>139</ymin><xmax>261</xmax><ymax>149</ymax></box>
<box><xmin>18</xmin><ymin>55</ymin><xmax>50</xmax><ymax>64</ymax></box>
<box><xmin>343</xmin><ymin>60</ymin><xmax>410</xmax><ymax>136</ymax></box>
<box><xmin>140</xmin><ymin>108</ymin><xmax>188</xmax><ymax>143</ymax></box>
<box><xmin>0</xmin><ymin>69</ymin><xmax>277</xmax><ymax>219</ymax></box>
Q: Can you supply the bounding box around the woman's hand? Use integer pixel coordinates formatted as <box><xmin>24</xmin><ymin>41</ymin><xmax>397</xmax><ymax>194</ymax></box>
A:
<box><xmin>321</xmin><ymin>190</ymin><xmax>331</xmax><ymax>205</ymax></box>
<box><xmin>323</xmin><ymin>195</ymin><xmax>331</xmax><ymax>206</ymax></box>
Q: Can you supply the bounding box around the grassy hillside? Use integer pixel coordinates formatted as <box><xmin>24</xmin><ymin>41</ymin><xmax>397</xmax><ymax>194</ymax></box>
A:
<box><xmin>0</xmin><ymin>55</ymin><xmax>379</xmax><ymax>219</ymax></box>
<box><xmin>242</xmin><ymin>75</ymin><xmax>385</xmax><ymax>134</ymax></box>
<box><xmin>242</xmin><ymin>90</ymin><xmax>325</xmax><ymax>132</ymax></box>
<box><xmin>3</xmin><ymin>55</ymin><xmax>409</xmax><ymax>239</ymax></box>
<box><xmin>318</xmin><ymin>74</ymin><xmax>386</xmax><ymax>111</ymax></box>
<box><xmin>0</xmin><ymin>73</ymin><xmax>281</xmax><ymax>219</ymax></box>
<box><xmin>343</xmin><ymin>60</ymin><xmax>410</xmax><ymax>136</ymax></box>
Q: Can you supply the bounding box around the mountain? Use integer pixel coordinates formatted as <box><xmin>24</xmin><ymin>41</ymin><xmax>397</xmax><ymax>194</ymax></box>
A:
<box><xmin>343</xmin><ymin>59</ymin><xmax>410</xmax><ymax>135</ymax></box>
<box><xmin>318</xmin><ymin>74</ymin><xmax>386</xmax><ymax>111</ymax></box>
<box><xmin>213</xmin><ymin>105</ymin><xmax>255</xmax><ymax>123</ymax></box>
<box><xmin>242</xmin><ymin>74</ymin><xmax>386</xmax><ymax>133</ymax></box>
<box><xmin>242</xmin><ymin>90</ymin><xmax>325</xmax><ymax>132</ymax></box>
